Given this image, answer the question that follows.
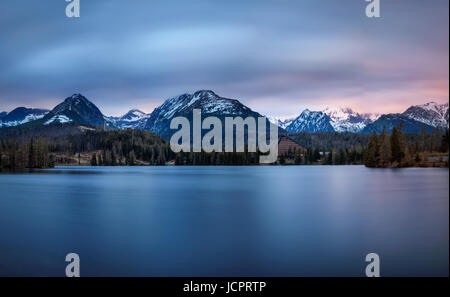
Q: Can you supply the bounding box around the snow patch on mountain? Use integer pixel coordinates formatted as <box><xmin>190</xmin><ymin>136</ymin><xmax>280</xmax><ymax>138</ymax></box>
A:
<box><xmin>42</xmin><ymin>94</ymin><xmax>105</xmax><ymax>127</ymax></box>
<box><xmin>285</xmin><ymin>107</ymin><xmax>379</xmax><ymax>133</ymax></box>
<box><xmin>323</xmin><ymin>107</ymin><xmax>379</xmax><ymax>133</ymax></box>
<box><xmin>121</xmin><ymin>109</ymin><xmax>148</xmax><ymax>122</ymax></box>
<box><xmin>152</xmin><ymin>90</ymin><xmax>253</xmax><ymax>123</ymax></box>
<box><xmin>159</xmin><ymin>94</ymin><xmax>190</xmax><ymax>119</ymax></box>
<box><xmin>286</xmin><ymin>109</ymin><xmax>334</xmax><ymax>132</ymax></box>
<box><xmin>44</xmin><ymin>115</ymin><xmax>72</xmax><ymax>125</ymax></box>
<box><xmin>144</xmin><ymin>90</ymin><xmax>263</xmax><ymax>139</ymax></box>
<box><xmin>267</xmin><ymin>116</ymin><xmax>295</xmax><ymax>129</ymax></box>
<box><xmin>107</xmin><ymin>109</ymin><xmax>150</xmax><ymax>129</ymax></box>
<box><xmin>0</xmin><ymin>108</ymin><xmax>49</xmax><ymax>128</ymax></box>
<box><xmin>0</xmin><ymin>114</ymin><xmax>45</xmax><ymax>127</ymax></box>
<box><xmin>402</xmin><ymin>101</ymin><xmax>449</xmax><ymax>128</ymax></box>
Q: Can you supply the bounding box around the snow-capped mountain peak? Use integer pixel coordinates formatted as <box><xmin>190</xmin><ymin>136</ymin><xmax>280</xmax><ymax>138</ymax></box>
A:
<box><xmin>286</xmin><ymin>109</ymin><xmax>334</xmax><ymax>132</ymax></box>
<box><xmin>417</xmin><ymin>101</ymin><xmax>448</xmax><ymax>114</ymax></box>
<box><xmin>402</xmin><ymin>101</ymin><xmax>449</xmax><ymax>128</ymax></box>
<box><xmin>0</xmin><ymin>107</ymin><xmax>49</xmax><ymax>128</ymax></box>
<box><xmin>42</xmin><ymin>94</ymin><xmax>105</xmax><ymax>126</ymax></box>
<box><xmin>285</xmin><ymin>106</ymin><xmax>379</xmax><ymax>133</ymax></box>
<box><xmin>2</xmin><ymin>93</ymin><xmax>447</xmax><ymax>135</ymax></box>
<box><xmin>106</xmin><ymin>109</ymin><xmax>151</xmax><ymax>129</ymax></box>
<box><xmin>159</xmin><ymin>93</ymin><xmax>191</xmax><ymax>119</ymax></box>
<box><xmin>153</xmin><ymin>90</ymin><xmax>253</xmax><ymax>122</ymax></box>
<box><xmin>52</xmin><ymin>93</ymin><xmax>97</xmax><ymax>113</ymax></box>
<box><xmin>323</xmin><ymin>107</ymin><xmax>379</xmax><ymax>133</ymax></box>
<box><xmin>120</xmin><ymin>109</ymin><xmax>148</xmax><ymax>122</ymax></box>
<box><xmin>144</xmin><ymin>90</ymin><xmax>262</xmax><ymax>140</ymax></box>
<box><xmin>267</xmin><ymin>116</ymin><xmax>295</xmax><ymax>129</ymax></box>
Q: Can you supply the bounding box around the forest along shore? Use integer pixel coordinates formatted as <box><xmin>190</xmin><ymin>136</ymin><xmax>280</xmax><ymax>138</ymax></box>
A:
<box><xmin>0</xmin><ymin>123</ymin><xmax>448</xmax><ymax>169</ymax></box>
<box><xmin>364</xmin><ymin>124</ymin><xmax>449</xmax><ymax>168</ymax></box>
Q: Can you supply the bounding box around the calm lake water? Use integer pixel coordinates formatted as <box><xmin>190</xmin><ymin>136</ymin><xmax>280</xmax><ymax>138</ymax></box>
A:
<box><xmin>0</xmin><ymin>166</ymin><xmax>448</xmax><ymax>276</ymax></box>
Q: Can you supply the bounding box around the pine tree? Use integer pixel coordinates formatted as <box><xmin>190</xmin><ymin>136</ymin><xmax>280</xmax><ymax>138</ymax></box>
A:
<box><xmin>111</xmin><ymin>150</ymin><xmax>117</xmax><ymax>166</ymax></box>
<box><xmin>390</xmin><ymin>126</ymin><xmax>404</xmax><ymax>164</ymax></box>
<box><xmin>8</xmin><ymin>141</ymin><xmax>17</xmax><ymax>169</ymax></box>
<box><xmin>313</xmin><ymin>148</ymin><xmax>321</xmax><ymax>162</ymax></box>
<box><xmin>327</xmin><ymin>150</ymin><xmax>333</xmax><ymax>165</ymax></box>
<box><xmin>294</xmin><ymin>151</ymin><xmax>302</xmax><ymax>165</ymax></box>
<box><xmin>379</xmin><ymin>127</ymin><xmax>391</xmax><ymax>166</ymax></box>
<box><xmin>365</xmin><ymin>131</ymin><xmax>380</xmax><ymax>167</ymax></box>
<box><xmin>28</xmin><ymin>138</ymin><xmax>35</xmax><ymax>168</ymax></box>
<box><xmin>129</xmin><ymin>150</ymin><xmax>136</xmax><ymax>166</ymax></box>
<box><xmin>90</xmin><ymin>154</ymin><xmax>97</xmax><ymax>166</ymax></box>
<box><xmin>337</xmin><ymin>149</ymin><xmax>346</xmax><ymax>165</ymax></box>
<box><xmin>431</xmin><ymin>127</ymin><xmax>442</xmax><ymax>151</ymax></box>
<box><xmin>441</xmin><ymin>129</ymin><xmax>449</xmax><ymax>152</ymax></box>
<box><xmin>420</xmin><ymin>125</ymin><xmax>426</xmax><ymax>152</ymax></box>
<box><xmin>103</xmin><ymin>150</ymin><xmax>108</xmax><ymax>165</ymax></box>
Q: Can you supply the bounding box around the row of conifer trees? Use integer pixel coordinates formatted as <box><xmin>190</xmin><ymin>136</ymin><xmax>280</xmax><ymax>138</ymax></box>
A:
<box><xmin>365</xmin><ymin>124</ymin><xmax>449</xmax><ymax>167</ymax></box>
<box><xmin>1</xmin><ymin>125</ymin><xmax>448</xmax><ymax>169</ymax></box>
<box><xmin>0</xmin><ymin>137</ymin><xmax>53</xmax><ymax>169</ymax></box>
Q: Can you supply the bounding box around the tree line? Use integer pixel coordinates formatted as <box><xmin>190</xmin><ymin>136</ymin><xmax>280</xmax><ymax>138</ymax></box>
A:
<box><xmin>56</xmin><ymin>129</ymin><xmax>173</xmax><ymax>166</ymax></box>
<box><xmin>278</xmin><ymin>146</ymin><xmax>364</xmax><ymax>165</ymax></box>
<box><xmin>365</xmin><ymin>124</ymin><xmax>449</xmax><ymax>168</ymax></box>
<box><xmin>0</xmin><ymin>137</ymin><xmax>53</xmax><ymax>169</ymax></box>
<box><xmin>1</xmin><ymin>124</ymin><xmax>448</xmax><ymax>169</ymax></box>
<box><xmin>0</xmin><ymin>127</ymin><xmax>173</xmax><ymax>168</ymax></box>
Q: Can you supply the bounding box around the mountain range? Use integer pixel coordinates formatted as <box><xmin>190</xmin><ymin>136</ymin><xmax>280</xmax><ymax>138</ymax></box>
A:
<box><xmin>266</xmin><ymin>116</ymin><xmax>295</xmax><ymax>129</ymax></box>
<box><xmin>360</xmin><ymin>102</ymin><xmax>448</xmax><ymax>134</ymax></box>
<box><xmin>0</xmin><ymin>107</ymin><xmax>49</xmax><ymax>128</ymax></box>
<box><xmin>143</xmin><ymin>90</ymin><xmax>265</xmax><ymax>140</ymax></box>
<box><xmin>286</xmin><ymin>109</ymin><xmax>335</xmax><ymax>133</ymax></box>
<box><xmin>106</xmin><ymin>109</ymin><xmax>150</xmax><ymax>130</ymax></box>
<box><xmin>285</xmin><ymin>102</ymin><xmax>448</xmax><ymax>134</ymax></box>
<box><xmin>0</xmin><ymin>91</ymin><xmax>448</xmax><ymax>137</ymax></box>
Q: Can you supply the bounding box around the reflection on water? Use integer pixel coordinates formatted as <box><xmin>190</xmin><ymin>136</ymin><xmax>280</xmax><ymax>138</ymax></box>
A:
<box><xmin>0</xmin><ymin>166</ymin><xmax>448</xmax><ymax>276</ymax></box>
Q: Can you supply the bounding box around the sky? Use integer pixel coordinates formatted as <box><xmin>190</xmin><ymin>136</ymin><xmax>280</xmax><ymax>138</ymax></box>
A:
<box><xmin>0</xmin><ymin>0</ymin><xmax>448</xmax><ymax>118</ymax></box>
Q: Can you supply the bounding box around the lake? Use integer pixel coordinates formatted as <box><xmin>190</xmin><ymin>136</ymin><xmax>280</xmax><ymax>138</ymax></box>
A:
<box><xmin>0</xmin><ymin>166</ymin><xmax>448</xmax><ymax>276</ymax></box>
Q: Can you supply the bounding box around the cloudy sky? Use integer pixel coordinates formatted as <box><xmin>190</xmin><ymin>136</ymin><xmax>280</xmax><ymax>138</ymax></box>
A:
<box><xmin>0</xmin><ymin>0</ymin><xmax>448</xmax><ymax>117</ymax></box>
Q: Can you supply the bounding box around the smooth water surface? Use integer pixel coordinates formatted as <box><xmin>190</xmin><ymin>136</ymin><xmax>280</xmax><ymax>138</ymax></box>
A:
<box><xmin>0</xmin><ymin>166</ymin><xmax>448</xmax><ymax>276</ymax></box>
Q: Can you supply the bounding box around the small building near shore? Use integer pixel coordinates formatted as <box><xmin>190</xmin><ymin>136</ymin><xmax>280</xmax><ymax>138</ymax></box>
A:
<box><xmin>278</xmin><ymin>135</ymin><xmax>305</xmax><ymax>155</ymax></box>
